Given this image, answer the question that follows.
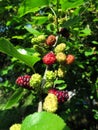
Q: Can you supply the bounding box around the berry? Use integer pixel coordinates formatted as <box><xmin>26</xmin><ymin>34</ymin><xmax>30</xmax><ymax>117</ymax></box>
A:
<box><xmin>29</xmin><ymin>73</ymin><xmax>42</xmax><ymax>89</ymax></box>
<box><xmin>57</xmin><ymin>67</ymin><xmax>66</xmax><ymax>78</ymax></box>
<box><xmin>43</xmin><ymin>93</ymin><xmax>58</xmax><ymax>112</ymax></box>
<box><xmin>31</xmin><ymin>37</ymin><xmax>37</xmax><ymax>44</ymax></box>
<box><xmin>42</xmin><ymin>52</ymin><xmax>56</xmax><ymax>65</ymax></box>
<box><xmin>56</xmin><ymin>90</ymin><xmax>69</xmax><ymax>102</ymax></box>
<box><xmin>48</xmin><ymin>88</ymin><xmax>57</xmax><ymax>95</ymax></box>
<box><xmin>56</xmin><ymin>52</ymin><xmax>66</xmax><ymax>63</ymax></box>
<box><xmin>16</xmin><ymin>75</ymin><xmax>32</xmax><ymax>90</ymax></box>
<box><xmin>10</xmin><ymin>124</ymin><xmax>21</xmax><ymax>130</ymax></box>
<box><xmin>37</xmin><ymin>35</ymin><xmax>46</xmax><ymax>42</ymax></box>
<box><xmin>54</xmin><ymin>43</ymin><xmax>66</xmax><ymax>53</ymax></box>
<box><xmin>46</xmin><ymin>35</ymin><xmax>56</xmax><ymax>46</ymax></box>
<box><xmin>31</xmin><ymin>35</ymin><xmax>46</xmax><ymax>44</ymax></box>
<box><xmin>48</xmin><ymin>13</ymin><xmax>54</xmax><ymax>22</ymax></box>
<box><xmin>49</xmin><ymin>89</ymin><xmax>69</xmax><ymax>103</ymax></box>
<box><xmin>46</xmin><ymin>70</ymin><xmax>56</xmax><ymax>81</ymax></box>
<box><xmin>66</xmin><ymin>54</ymin><xmax>75</xmax><ymax>64</ymax></box>
<box><xmin>59</xmin><ymin>28</ymin><xmax>70</xmax><ymax>38</ymax></box>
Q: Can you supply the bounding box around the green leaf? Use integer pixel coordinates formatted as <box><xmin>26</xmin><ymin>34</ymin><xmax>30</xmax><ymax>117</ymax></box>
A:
<box><xmin>24</xmin><ymin>25</ymin><xmax>41</xmax><ymax>35</ymax></box>
<box><xmin>60</xmin><ymin>0</ymin><xmax>84</xmax><ymax>10</ymax></box>
<box><xmin>31</xmin><ymin>16</ymin><xmax>48</xmax><ymax>25</ymax></box>
<box><xmin>56</xmin><ymin>84</ymin><xmax>67</xmax><ymax>90</ymax></box>
<box><xmin>0</xmin><ymin>38</ymin><xmax>40</xmax><ymax>68</ymax></box>
<box><xmin>63</xmin><ymin>16</ymin><xmax>80</xmax><ymax>27</ymax></box>
<box><xmin>21</xmin><ymin>112</ymin><xmax>70</xmax><ymax>130</ymax></box>
<box><xmin>79</xmin><ymin>26</ymin><xmax>91</xmax><ymax>36</ymax></box>
<box><xmin>54</xmin><ymin>80</ymin><xmax>65</xmax><ymax>85</ymax></box>
<box><xmin>18</xmin><ymin>0</ymin><xmax>49</xmax><ymax>17</ymax></box>
<box><xmin>3</xmin><ymin>88</ymin><xmax>23</xmax><ymax>109</ymax></box>
<box><xmin>12</xmin><ymin>35</ymin><xmax>24</xmax><ymax>39</ymax></box>
<box><xmin>84</xmin><ymin>49</ymin><xmax>94</xmax><ymax>56</ymax></box>
<box><xmin>92</xmin><ymin>41</ymin><xmax>98</xmax><ymax>45</ymax></box>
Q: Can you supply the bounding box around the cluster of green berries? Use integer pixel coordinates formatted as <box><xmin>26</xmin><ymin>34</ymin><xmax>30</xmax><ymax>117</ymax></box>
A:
<box><xmin>31</xmin><ymin>35</ymin><xmax>46</xmax><ymax>44</ymax></box>
<box><xmin>44</xmin><ymin>70</ymin><xmax>56</xmax><ymax>89</ymax></box>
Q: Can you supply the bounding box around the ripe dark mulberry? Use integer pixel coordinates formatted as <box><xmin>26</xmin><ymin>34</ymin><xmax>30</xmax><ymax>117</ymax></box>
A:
<box><xmin>16</xmin><ymin>75</ymin><xmax>32</xmax><ymax>90</ymax></box>
<box><xmin>49</xmin><ymin>89</ymin><xmax>69</xmax><ymax>103</ymax></box>
<box><xmin>59</xmin><ymin>28</ymin><xmax>70</xmax><ymax>38</ymax></box>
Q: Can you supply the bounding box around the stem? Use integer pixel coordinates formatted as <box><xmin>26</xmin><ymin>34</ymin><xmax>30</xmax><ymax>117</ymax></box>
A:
<box><xmin>31</xmin><ymin>66</ymin><xmax>36</xmax><ymax>73</ymax></box>
<box><xmin>38</xmin><ymin>97</ymin><xmax>43</xmax><ymax>112</ymax></box>
<box><xmin>50</xmin><ymin>0</ymin><xmax>59</xmax><ymax>33</ymax></box>
<box><xmin>37</xmin><ymin>66</ymin><xmax>48</xmax><ymax>112</ymax></box>
<box><xmin>56</xmin><ymin>0</ymin><xmax>59</xmax><ymax>33</ymax></box>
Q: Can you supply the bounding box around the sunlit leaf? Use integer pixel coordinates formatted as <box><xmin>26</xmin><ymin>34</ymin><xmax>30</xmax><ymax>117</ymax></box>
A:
<box><xmin>18</xmin><ymin>0</ymin><xmax>49</xmax><ymax>17</ymax></box>
<box><xmin>0</xmin><ymin>38</ymin><xmax>40</xmax><ymax>68</ymax></box>
<box><xmin>21</xmin><ymin>112</ymin><xmax>70</xmax><ymax>130</ymax></box>
<box><xmin>60</xmin><ymin>0</ymin><xmax>84</xmax><ymax>10</ymax></box>
<box><xmin>54</xmin><ymin>80</ymin><xmax>65</xmax><ymax>85</ymax></box>
<box><xmin>24</xmin><ymin>25</ymin><xmax>41</xmax><ymax>35</ymax></box>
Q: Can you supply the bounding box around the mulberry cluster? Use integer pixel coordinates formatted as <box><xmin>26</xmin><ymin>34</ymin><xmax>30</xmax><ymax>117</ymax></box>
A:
<box><xmin>16</xmin><ymin>75</ymin><xmax>32</xmax><ymax>90</ymax></box>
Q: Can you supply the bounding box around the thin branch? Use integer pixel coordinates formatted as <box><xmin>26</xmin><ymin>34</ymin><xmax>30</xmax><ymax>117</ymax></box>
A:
<box><xmin>56</xmin><ymin>0</ymin><xmax>59</xmax><ymax>33</ymax></box>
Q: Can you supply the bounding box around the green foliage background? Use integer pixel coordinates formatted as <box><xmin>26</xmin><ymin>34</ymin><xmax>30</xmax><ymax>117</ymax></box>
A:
<box><xmin>0</xmin><ymin>0</ymin><xmax>98</xmax><ymax>129</ymax></box>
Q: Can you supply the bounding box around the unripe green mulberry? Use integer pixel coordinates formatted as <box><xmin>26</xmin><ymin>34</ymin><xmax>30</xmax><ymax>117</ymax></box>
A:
<box><xmin>58</xmin><ymin>67</ymin><xmax>66</xmax><ymax>78</ymax></box>
<box><xmin>54</xmin><ymin>43</ymin><xmax>66</xmax><ymax>53</ymax></box>
<box><xmin>31</xmin><ymin>37</ymin><xmax>38</xmax><ymax>44</ymax></box>
<box><xmin>46</xmin><ymin>70</ymin><xmax>56</xmax><ymax>81</ymax></box>
<box><xmin>31</xmin><ymin>35</ymin><xmax>46</xmax><ymax>44</ymax></box>
<box><xmin>44</xmin><ymin>81</ymin><xmax>54</xmax><ymax>89</ymax></box>
<box><xmin>43</xmin><ymin>93</ymin><xmax>58</xmax><ymax>112</ymax></box>
<box><xmin>29</xmin><ymin>73</ymin><xmax>42</xmax><ymax>89</ymax></box>
<box><xmin>48</xmin><ymin>13</ymin><xmax>54</xmax><ymax>22</ymax></box>
<box><xmin>37</xmin><ymin>35</ymin><xmax>46</xmax><ymax>43</ymax></box>
<box><xmin>56</xmin><ymin>52</ymin><xmax>66</xmax><ymax>63</ymax></box>
<box><xmin>10</xmin><ymin>124</ymin><xmax>21</xmax><ymax>130</ymax></box>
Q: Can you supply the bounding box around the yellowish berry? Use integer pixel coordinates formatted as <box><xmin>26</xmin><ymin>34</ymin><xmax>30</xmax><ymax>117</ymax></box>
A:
<box><xmin>54</xmin><ymin>43</ymin><xmax>66</xmax><ymax>53</ymax></box>
<box><xmin>58</xmin><ymin>67</ymin><xmax>65</xmax><ymax>78</ymax></box>
<box><xmin>10</xmin><ymin>124</ymin><xmax>21</xmax><ymax>130</ymax></box>
<box><xmin>56</xmin><ymin>52</ymin><xmax>66</xmax><ymax>63</ymax></box>
<box><xmin>43</xmin><ymin>93</ymin><xmax>58</xmax><ymax>113</ymax></box>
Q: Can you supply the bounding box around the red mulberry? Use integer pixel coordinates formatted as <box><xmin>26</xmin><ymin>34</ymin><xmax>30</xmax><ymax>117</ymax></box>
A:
<box><xmin>66</xmin><ymin>54</ymin><xmax>75</xmax><ymax>64</ymax></box>
<box><xmin>42</xmin><ymin>52</ymin><xmax>56</xmax><ymax>65</ymax></box>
